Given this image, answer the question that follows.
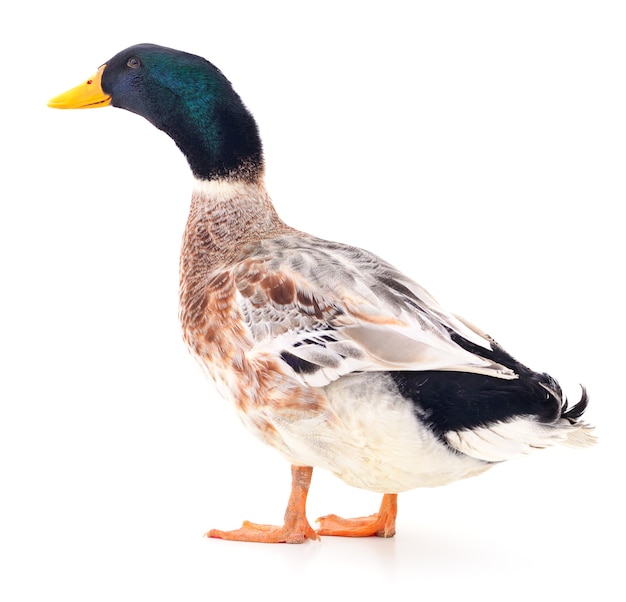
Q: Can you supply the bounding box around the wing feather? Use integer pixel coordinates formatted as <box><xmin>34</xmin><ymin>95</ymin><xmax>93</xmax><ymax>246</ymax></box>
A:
<box><xmin>234</xmin><ymin>234</ymin><xmax>515</xmax><ymax>387</ymax></box>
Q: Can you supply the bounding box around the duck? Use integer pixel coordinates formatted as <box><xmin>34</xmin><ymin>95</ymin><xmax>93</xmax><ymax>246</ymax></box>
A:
<box><xmin>48</xmin><ymin>43</ymin><xmax>595</xmax><ymax>543</ymax></box>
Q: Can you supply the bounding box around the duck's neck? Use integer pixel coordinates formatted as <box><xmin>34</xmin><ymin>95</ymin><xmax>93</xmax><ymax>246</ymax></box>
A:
<box><xmin>181</xmin><ymin>178</ymin><xmax>290</xmax><ymax>274</ymax></box>
<box><xmin>159</xmin><ymin>93</ymin><xmax>264</xmax><ymax>182</ymax></box>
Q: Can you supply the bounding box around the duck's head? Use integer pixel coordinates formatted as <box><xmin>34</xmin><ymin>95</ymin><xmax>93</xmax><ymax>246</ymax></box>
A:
<box><xmin>48</xmin><ymin>43</ymin><xmax>264</xmax><ymax>182</ymax></box>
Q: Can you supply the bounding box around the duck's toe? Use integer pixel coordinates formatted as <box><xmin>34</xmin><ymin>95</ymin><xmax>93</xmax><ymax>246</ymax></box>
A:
<box><xmin>206</xmin><ymin>517</ymin><xmax>318</xmax><ymax>544</ymax></box>
<box><xmin>316</xmin><ymin>493</ymin><xmax>397</xmax><ymax>538</ymax></box>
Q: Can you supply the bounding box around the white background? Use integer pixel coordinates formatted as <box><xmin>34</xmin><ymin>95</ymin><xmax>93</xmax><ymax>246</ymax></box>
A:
<box><xmin>1</xmin><ymin>1</ymin><xmax>623</xmax><ymax>600</ymax></box>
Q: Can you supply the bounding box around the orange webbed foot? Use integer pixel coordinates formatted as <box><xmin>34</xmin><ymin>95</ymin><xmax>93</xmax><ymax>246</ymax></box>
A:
<box><xmin>316</xmin><ymin>493</ymin><xmax>398</xmax><ymax>538</ymax></box>
<box><xmin>206</xmin><ymin>517</ymin><xmax>318</xmax><ymax>544</ymax></box>
<box><xmin>205</xmin><ymin>465</ymin><xmax>319</xmax><ymax>544</ymax></box>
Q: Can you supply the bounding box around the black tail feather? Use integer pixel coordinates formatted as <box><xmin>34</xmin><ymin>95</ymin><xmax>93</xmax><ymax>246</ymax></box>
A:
<box><xmin>561</xmin><ymin>386</ymin><xmax>589</xmax><ymax>424</ymax></box>
<box><xmin>446</xmin><ymin>328</ymin><xmax>591</xmax><ymax>427</ymax></box>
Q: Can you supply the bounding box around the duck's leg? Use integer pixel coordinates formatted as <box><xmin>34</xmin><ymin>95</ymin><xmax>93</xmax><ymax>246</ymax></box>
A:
<box><xmin>316</xmin><ymin>493</ymin><xmax>398</xmax><ymax>538</ymax></box>
<box><xmin>206</xmin><ymin>465</ymin><xmax>319</xmax><ymax>543</ymax></box>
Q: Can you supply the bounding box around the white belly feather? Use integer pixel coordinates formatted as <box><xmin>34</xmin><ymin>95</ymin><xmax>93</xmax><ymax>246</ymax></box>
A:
<box><xmin>240</xmin><ymin>372</ymin><xmax>492</xmax><ymax>493</ymax></box>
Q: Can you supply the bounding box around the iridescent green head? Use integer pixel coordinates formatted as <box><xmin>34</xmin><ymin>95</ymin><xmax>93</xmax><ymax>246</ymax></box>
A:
<box><xmin>49</xmin><ymin>43</ymin><xmax>264</xmax><ymax>182</ymax></box>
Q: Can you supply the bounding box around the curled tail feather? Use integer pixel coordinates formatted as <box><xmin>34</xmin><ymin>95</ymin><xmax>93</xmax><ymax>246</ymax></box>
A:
<box><xmin>560</xmin><ymin>386</ymin><xmax>596</xmax><ymax>448</ymax></box>
<box><xmin>562</xmin><ymin>386</ymin><xmax>590</xmax><ymax>422</ymax></box>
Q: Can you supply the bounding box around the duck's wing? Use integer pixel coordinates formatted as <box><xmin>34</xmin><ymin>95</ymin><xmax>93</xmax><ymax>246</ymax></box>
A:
<box><xmin>234</xmin><ymin>234</ymin><xmax>516</xmax><ymax>387</ymax></box>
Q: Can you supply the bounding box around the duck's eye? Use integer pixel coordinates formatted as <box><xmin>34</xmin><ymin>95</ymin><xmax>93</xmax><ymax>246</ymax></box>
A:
<box><xmin>127</xmin><ymin>57</ymin><xmax>141</xmax><ymax>69</ymax></box>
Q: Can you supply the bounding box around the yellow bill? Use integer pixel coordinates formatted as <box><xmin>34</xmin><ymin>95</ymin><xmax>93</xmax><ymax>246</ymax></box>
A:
<box><xmin>48</xmin><ymin>65</ymin><xmax>111</xmax><ymax>109</ymax></box>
